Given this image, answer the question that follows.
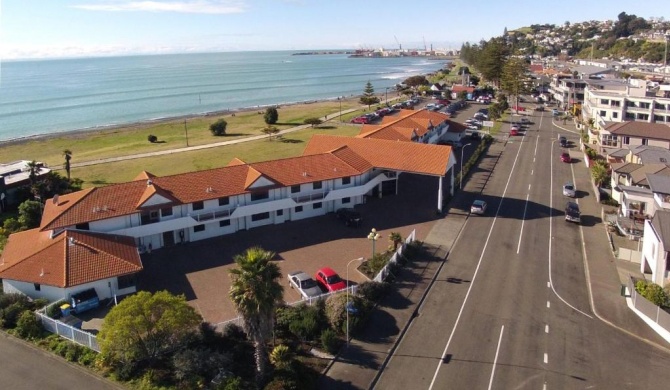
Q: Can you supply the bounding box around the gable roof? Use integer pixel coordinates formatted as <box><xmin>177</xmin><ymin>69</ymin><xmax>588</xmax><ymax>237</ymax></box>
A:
<box><xmin>303</xmin><ymin>134</ymin><xmax>454</xmax><ymax>176</ymax></box>
<box><xmin>451</xmin><ymin>85</ymin><xmax>475</xmax><ymax>93</ymax></box>
<box><xmin>606</xmin><ymin>122</ymin><xmax>670</xmax><ymax>141</ymax></box>
<box><xmin>0</xmin><ymin>229</ymin><xmax>142</xmax><ymax>288</ymax></box>
<box><xmin>648</xmin><ymin>173</ymin><xmax>670</xmax><ymax>195</ymax></box>
<box><xmin>651</xmin><ymin>211</ymin><xmax>670</xmax><ymax>249</ymax></box>
<box><xmin>357</xmin><ymin>109</ymin><xmax>450</xmax><ymax>141</ymax></box>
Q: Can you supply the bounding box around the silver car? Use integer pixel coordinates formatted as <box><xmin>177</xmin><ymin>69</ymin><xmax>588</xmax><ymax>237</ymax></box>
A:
<box><xmin>288</xmin><ymin>271</ymin><xmax>322</xmax><ymax>299</ymax></box>
<box><xmin>471</xmin><ymin>200</ymin><xmax>487</xmax><ymax>215</ymax></box>
<box><xmin>563</xmin><ymin>182</ymin><xmax>576</xmax><ymax>197</ymax></box>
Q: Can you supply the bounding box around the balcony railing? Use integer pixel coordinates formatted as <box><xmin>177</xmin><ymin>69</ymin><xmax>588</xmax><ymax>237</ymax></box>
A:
<box><xmin>191</xmin><ymin>208</ymin><xmax>234</xmax><ymax>222</ymax></box>
<box><xmin>293</xmin><ymin>191</ymin><xmax>326</xmax><ymax>204</ymax></box>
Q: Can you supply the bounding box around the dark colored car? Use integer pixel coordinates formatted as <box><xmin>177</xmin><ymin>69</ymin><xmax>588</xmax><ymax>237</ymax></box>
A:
<box><xmin>559</xmin><ymin>136</ymin><xmax>568</xmax><ymax>147</ymax></box>
<box><xmin>565</xmin><ymin>201</ymin><xmax>581</xmax><ymax>223</ymax></box>
<box><xmin>336</xmin><ymin>208</ymin><xmax>362</xmax><ymax>227</ymax></box>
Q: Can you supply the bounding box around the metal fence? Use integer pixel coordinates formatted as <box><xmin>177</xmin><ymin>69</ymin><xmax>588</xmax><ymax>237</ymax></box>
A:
<box><xmin>627</xmin><ymin>276</ymin><xmax>670</xmax><ymax>333</ymax></box>
<box><xmin>374</xmin><ymin>229</ymin><xmax>416</xmax><ymax>282</ymax></box>
<box><xmin>35</xmin><ymin>310</ymin><xmax>100</xmax><ymax>352</ymax></box>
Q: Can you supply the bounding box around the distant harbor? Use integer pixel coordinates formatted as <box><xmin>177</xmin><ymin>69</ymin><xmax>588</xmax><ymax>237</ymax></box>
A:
<box><xmin>291</xmin><ymin>51</ymin><xmax>354</xmax><ymax>55</ymax></box>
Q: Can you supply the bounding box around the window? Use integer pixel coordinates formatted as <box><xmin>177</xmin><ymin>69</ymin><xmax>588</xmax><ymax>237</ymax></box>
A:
<box><xmin>655</xmin><ymin>103</ymin><xmax>666</xmax><ymax>110</ymax></box>
<box><xmin>600</xmin><ymin>110</ymin><xmax>606</xmax><ymax>117</ymax></box>
<box><xmin>637</xmin><ymin>113</ymin><xmax>649</xmax><ymax>121</ymax></box>
<box><xmin>141</xmin><ymin>210</ymin><xmax>160</xmax><ymax>225</ymax></box>
<box><xmin>295</xmin><ymin>206</ymin><xmax>303</xmax><ymax>213</ymax></box>
<box><xmin>219</xmin><ymin>220</ymin><xmax>231</xmax><ymax>227</ymax></box>
<box><xmin>623</xmin><ymin>136</ymin><xmax>630</xmax><ymax>145</ymax></box>
<box><xmin>600</xmin><ymin>99</ymin><xmax>609</xmax><ymax>105</ymax></box>
<box><xmin>625</xmin><ymin>112</ymin><xmax>635</xmax><ymax>120</ymax></box>
<box><xmin>642</xmin><ymin>139</ymin><xmax>648</xmax><ymax>146</ymax></box>
<box><xmin>655</xmin><ymin>115</ymin><xmax>665</xmax><ymax>122</ymax></box>
<box><xmin>192</xmin><ymin>201</ymin><xmax>204</xmax><ymax>211</ymax></box>
<box><xmin>194</xmin><ymin>224</ymin><xmax>205</xmax><ymax>232</ymax></box>
<box><xmin>640</xmin><ymin>102</ymin><xmax>651</xmax><ymax>109</ymax></box>
<box><xmin>313</xmin><ymin>202</ymin><xmax>322</xmax><ymax>209</ymax></box>
<box><xmin>250</xmin><ymin>191</ymin><xmax>269</xmax><ymax>201</ymax></box>
<box><xmin>291</xmin><ymin>185</ymin><xmax>301</xmax><ymax>193</ymax></box>
<box><xmin>117</xmin><ymin>274</ymin><xmax>137</xmax><ymax>290</ymax></box>
<box><xmin>34</xmin><ymin>283</ymin><xmax>41</xmax><ymax>291</ymax></box>
<box><xmin>613</xmin><ymin>112</ymin><xmax>618</xmax><ymax>119</ymax></box>
<box><xmin>161</xmin><ymin>207</ymin><xmax>173</xmax><ymax>217</ymax></box>
<box><xmin>218</xmin><ymin>197</ymin><xmax>229</xmax><ymax>206</ymax></box>
<box><xmin>251</xmin><ymin>212</ymin><xmax>270</xmax><ymax>221</ymax></box>
<box><xmin>277</xmin><ymin>209</ymin><xmax>284</xmax><ymax>216</ymax></box>
<box><xmin>342</xmin><ymin>177</ymin><xmax>351</xmax><ymax>185</ymax></box>
<box><xmin>342</xmin><ymin>197</ymin><xmax>351</xmax><ymax>204</ymax></box>
<box><xmin>313</xmin><ymin>181</ymin><xmax>323</xmax><ymax>190</ymax></box>
<box><xmin>75</xmin><ymin>222</ymin><xmax>90</xmax><ymax>230</ymax></box>
<box><xmin>626</xmin><ymin>101</ymin><xmax>636</xmax><ymax>107</ymax></box>
<box><xmin>611</xmin><ymin>100</ymin><xmax>621</xmax><ymax>107</ymax></box>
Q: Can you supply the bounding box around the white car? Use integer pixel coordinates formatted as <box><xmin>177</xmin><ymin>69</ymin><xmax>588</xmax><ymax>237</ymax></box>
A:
<box><xmin>471</xmin><ymin>200</ymin><xmax>487</xmax><ymax>215</ymax></box>
<box><xmin>563</xmin><ymin>182</ymin><xmax>576</xmax><ymax>197</ymax></box>
<box><xmin>288</xmin><ymin>271</ymin><xmax>322</xmax><ymax>299</ymax></box>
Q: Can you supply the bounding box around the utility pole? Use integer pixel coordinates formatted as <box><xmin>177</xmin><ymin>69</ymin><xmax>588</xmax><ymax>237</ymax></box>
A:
<box><xmin>184</xmin><ymin>120</ymin><xmax>189</xmax><ymax>147</ymax></box>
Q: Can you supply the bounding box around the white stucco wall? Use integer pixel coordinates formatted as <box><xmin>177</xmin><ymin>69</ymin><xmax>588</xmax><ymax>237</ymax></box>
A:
<box><xmin>642</xmin><ymin>220</ymin><xmax>665</xmax><ymax>284</ymax></box>
<box><xmin>2</xmin><ymin>276</ymin><xmax>135</xmax><ymax>302</ymax></box>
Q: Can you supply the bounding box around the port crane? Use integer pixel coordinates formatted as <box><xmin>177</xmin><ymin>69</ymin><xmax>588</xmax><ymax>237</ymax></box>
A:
<box><xmin>394</xmin><ymin>35</ymin><xmax>402</xmax><ymax>51</ymax></box>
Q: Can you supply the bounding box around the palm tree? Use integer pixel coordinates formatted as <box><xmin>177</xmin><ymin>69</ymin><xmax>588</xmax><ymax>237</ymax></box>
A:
<box><xmin>388</xmin><ymin>232</ymin><xmax>403</xmax><ymax>251</ymax></box>
<box><xmin>591</xmin><ymin>160</ymin><xmax>609</xmax><ymax>187</ymax></box>
<box><xmin>229</xmin><ymin>247</ymin><xmax>283</xmax><ymax>387</ymax></box>
<box><xmin>26</xmin><ymin>160</ymin><xmax>41</xmax><ymax>185</ymax></box>
<box><xmin>63</xmin><ymin>149</ymin><xmax>72</xmax><ymax>180</ymax></box>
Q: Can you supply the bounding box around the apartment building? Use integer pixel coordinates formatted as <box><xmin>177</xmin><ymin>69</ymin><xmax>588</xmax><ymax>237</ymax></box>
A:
<box><xmin>0</xmin><ymin>132</ymin><xmax>456</xmax><ymax>301</ymax></box>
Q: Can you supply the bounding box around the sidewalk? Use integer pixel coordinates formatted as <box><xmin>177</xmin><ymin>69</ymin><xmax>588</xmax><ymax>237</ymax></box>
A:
<box><xmin>553</xmin><ymin>119</ymin><xmax>670</xmax><ymax>349</ymax></box>
<box><xmin>318</xmin><ymin>139</ymin><xmax>506</xmax><ymax>389</ymax></box>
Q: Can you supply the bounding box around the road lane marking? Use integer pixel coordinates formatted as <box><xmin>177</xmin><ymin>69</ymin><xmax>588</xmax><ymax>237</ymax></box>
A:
<box><xmin>547</xmin><ymin>301</ymin><xmax>550</xmax><ymax>308</ymax></box>
<box><xmin>517</xmin><ymin>192</ymin><xmax>531</xmax><ymax>254</ymax></box>
<box><xmin>428</xmin><ymin>127</ymin><xmax>527</xmax><ymax>390</ymax></box>
<box><xmin>544</xmin><ymin>353</ymin><xmax>548</xmax><ymax>364</ymax></box>
<box><xmin>548</xmin><ymin>140</ymin><xmax>593</xmax><ymax>319</ymax></box>
<box><xmin>545</xmin><ymin>324</ymin><xmax>549</xmax><ymax>333</ymax></box>
<box><xmin>487</xmin><ymin>325</ymin><xmax>505</xmax><ymax>390</ymax></box>
<box><xmin>531</xmin><ymin>169</ymin><xmax>534</xmax><ymax>175</ymax></box>
<box><xmin>547</xmin><ymin>282</ymin><xmax>550</xmax><ymax>288</ymax></box>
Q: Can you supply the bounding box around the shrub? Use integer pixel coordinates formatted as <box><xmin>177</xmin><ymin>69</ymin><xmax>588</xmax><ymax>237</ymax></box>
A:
<box><xmin>270</xmin><ymin>345</ymin><xmax>294</xmax><ymax>370</ymax></box>
<box><xmin>320</xmin><ymin>328</ymin><xmax>340</xmax><ymax>354</ymax></box>
<box><xmin>303</xmin><ymin>117</ymin><xmax>322</xmax><ymax>127</ymax></box>
<box><xmin>0</xmin><ymin>303</ymin><xmax>31</xmax><ymax>329</ymax></box>
<box><xmin>325</xmin><ymin>294</ymin><xmax>366</xmax><ymax>335</ymax></box>
<box><xmin>356</xmin><ymin>281</ymin><xmax>391</xmax><ymax>302</ymax></box>
<box><xmin>210</xmin><ymin>118</ymin><xmax>228</xmax><ymax>136</ymax></box>
<box><xmin>147</xmin><ymin>134</ymin><xmax>158</xmax><ymax>143</ymax></box>
<box><xmin>636</xmin><ymin>280</ymin><xmax>669</xmax><ymax>307</ymax></box>
<box><xmin>15</xmin><ymin>310</ymin><xmax>42</xmax><ymax>339</ymax></box>
<box><xmin>365</xmin><ymin>252</ymin><xmax>390</xmax><ymax>277</ymax></box>
<box><xmin>47</xmin><ymin>300</ymin><xmax>67</xmax><ymax>319</ymax></box>
<box><xmin>284</xmin><ymin>304</ymin><xmax>324</xmax><ymax>342</ymax></box>
<box><xmin>264</xmin><ymin>107</ymin><xmax>279</xmax><ymax>125</ymax></box>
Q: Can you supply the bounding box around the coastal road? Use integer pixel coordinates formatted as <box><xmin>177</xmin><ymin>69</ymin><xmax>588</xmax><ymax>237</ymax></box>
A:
<box><xmin>373</xmin><ymin>112</ymin><xmax>670</xmax><ymax>389</ymax></box>
<box><xmin>0</xmin><ymin>333</ymin><xmax>122</xmax><ymax>390</ymax></box>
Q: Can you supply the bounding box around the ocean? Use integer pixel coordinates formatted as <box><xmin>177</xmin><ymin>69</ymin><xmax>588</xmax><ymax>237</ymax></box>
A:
<box><xmin>0</xmin><ymin>51</ymin><xmax>447</xmax><ymax>142</ymax></box>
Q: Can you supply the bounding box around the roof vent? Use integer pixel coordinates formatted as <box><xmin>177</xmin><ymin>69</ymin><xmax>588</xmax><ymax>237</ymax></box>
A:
<box><xmin>205</xmin><ymin>186</ymin><xmax>213</xmax><ymax>193</ymax></box>
<box><xmin>40</xmin><ymin>268</ymin><xmax>44</xmax><ymax>277</ymax></box>
<box><xmin>68</xmin><ymin>237</ymin><xmax>76</xmax><ymax>246</ymax></box>
<box><xmin>52</xmin><ymin>194</ymin><xmax>59</xmax><ymax>205</ymax></box>
<box><xmin>147</xmin><ymin>179</ymin><xmax>153</xmax><ymax>186</ymax></box>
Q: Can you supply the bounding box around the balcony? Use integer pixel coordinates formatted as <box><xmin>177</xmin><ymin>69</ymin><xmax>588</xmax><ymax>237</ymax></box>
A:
<box><xmin>191</xmin><ymin>208</ymin><xmax>234</xmax><ymax>223</ymax></box>
<box><xmin>292</xmin><ymin>191</ymin><xmax>326</xmax><ymax>204</ymax></box>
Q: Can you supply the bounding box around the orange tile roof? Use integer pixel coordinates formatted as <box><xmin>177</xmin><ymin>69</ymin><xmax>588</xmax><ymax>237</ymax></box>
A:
<box><xmin>227</xmin><ymin>158</ymin><xmax>247</xmax><ymax>167</ymax></box>
<box><xmin>358</xmin><ymin>109</ymin><xmax>463</xmax><ymax>140</ymax></box>
<box><xmin>303</xmin><ymin>135</ymin><xmax>454</xmax><ymax>176</ymax></box>
<box><xmin>0</xmin><ymin>229</ymin><xmax>142</xmax><ymax>288</ymax></box>
<box><xmin>133</xmin><ymin>171</ymin><xmax>156</xmax><ymax>181</ymax></box>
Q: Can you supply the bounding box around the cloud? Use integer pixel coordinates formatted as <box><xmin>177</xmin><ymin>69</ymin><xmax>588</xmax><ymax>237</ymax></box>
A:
<box><xmin>71</xmin><ymin>0</ymin><xmax>248</xmax><ymax>14</ymax></box>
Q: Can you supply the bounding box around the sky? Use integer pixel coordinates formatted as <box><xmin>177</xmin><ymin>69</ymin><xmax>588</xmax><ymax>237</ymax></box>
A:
<box><xmin>1</xmin><ymin>0</ymin><xmax>670</xmax><ymax>60</ymax></box>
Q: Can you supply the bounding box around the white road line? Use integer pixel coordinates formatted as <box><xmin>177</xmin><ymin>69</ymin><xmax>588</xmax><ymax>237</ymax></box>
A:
<box><xmin>531</xmin><ymin>169</ymin><xmax>534</xmax><ymax>175</ymax></box>
<box><xmin>517</xmin><ymin>192</ymin><xmax>531</xmax><ymax>254</ymax></box>
<box><xmin>547</xmin><ymin>281</ymin><xmax>550</xmax><ymax>288</ymax></box>
<box><xmin>548</xmin><ymin>140</ymin><xmax>593</xmax><ymax>319</ymax></box>
<box><xmin>428</xmin><ymin>129</ymin><xmax>527</xmax><ymax>390</ymax></box>
<box><xmin>545</xmin><ymin>324</ymin><xmax>549</xmax><ymax>333</ymax></box>
<box><xmin>544</xmin><ymin>353</ymin><xmax>548</xmax><ymax>364</ymax></box>
<box><xmin>487</xmin><ymin>325</ymin><xmax>505</xmax><ymax>390</ymax></box>
<box><xmin>547</xmin><ymin>301</ymin><xmax>550</xmax><ymax>308</ymax></box>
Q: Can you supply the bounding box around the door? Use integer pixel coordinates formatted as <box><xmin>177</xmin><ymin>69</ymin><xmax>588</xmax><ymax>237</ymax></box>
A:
<box><xmin>163</xmin><ymin>231</ymin><xmax>175</xmax><ymax>247</ymax></box>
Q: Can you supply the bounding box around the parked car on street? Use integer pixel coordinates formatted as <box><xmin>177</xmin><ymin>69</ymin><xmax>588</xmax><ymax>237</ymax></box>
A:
<box><xmin>510</xmin><ymin>128</ymin><xmax>519</xmax><ymax>136</ymax></box>
<box><xmin>565</xmin><ymin>201</ymin><xmax>581</xmax><ymax>223</ymax></box>
<box><xmin>315</xmin><ymin>267</ymin><xmax>347</xmax><ymax>292</ymax></box>
<box><xmin>563</xmin><ymin>182</ymin><xmax>576</xmax><ymax>197</ymax></box>
<box><xmin>559</xmin><ymin>136</ymin><xmax>568</xmax><ymax>147</ymax></box>
<box><xmin>471</xmin><ymin>200</ymin><xmax>487</xmax><ymax>215</ymax></box>
<box><xmin>560</xmin><ymin>151</ymin><xmax>571</xmax><ymax>163</ymax></box>
<box><xmin>552</xmin><ymin>109</ymin><xmax>560</xmax><ymax>116</ymax></box>
<box><xmin>288</xmin><ymin>271</ymin><xmax>323</xmax><ymax>299</ymax></box>
<box><xmin>350</xmin><ymin>116</ymin><xmax>369</xmax><ymax>124</ymax></box>
<box><xmin>336</xmin><ymin>208</ymin><xmax>362</xmax><ymax>227</ymax></box>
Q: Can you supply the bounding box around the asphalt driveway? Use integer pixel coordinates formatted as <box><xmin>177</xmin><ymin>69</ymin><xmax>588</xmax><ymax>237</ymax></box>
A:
<box><xmin>138</xmin><ymin>173</ymin><xmax>446</xmax><ymax>324</ymax></box>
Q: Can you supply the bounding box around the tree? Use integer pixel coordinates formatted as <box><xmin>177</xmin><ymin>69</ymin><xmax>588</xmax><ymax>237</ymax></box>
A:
<box><xmin>18</xmin><ymin>200</ymin><xmax>42</xmax><ymax>229</ymax></box>
<box><xmin>388</xmin><ymin>232</ymin><xmax>403</xmax><ymax>251</ymax></box>
<box><xmin>147</xmin><ymin>134</ymin><xmax>158</xmax><ymax>143</ymax></box>
<box><xmin>210</xmin><ymin>118</ymin><xmax>228</xmax><ymax>136</ymax></box>
<box><xmin>487</xmin><ymin>103</ymin><xmax>502</xmax><ymax>121</ymax></box>
<box><xmin>359</xmin><ymin>81</ymin><xmax>380</xmax><ymax>109</ymax></box>
<box><xmin>62</xmin><ymin>150</ymin><xmax>72</xmax><ymax>180</ymax></box>
<box><xmin>591</xmin><ymin>160</ymin><xmax>609</xmax><ymax>187</ymax></box>
<box><xmin>26</xmin><ymin>161</ymin><xmax>41</xmax><ymax>185</ymax></box>
<box><xmin>500</xmin><ymin>57</ymin><xmax>531</xmax><ymax>106</ymax></box>
<box><xmin>402</xmin><ymin>75</ymin><xmax>429</xmax><ymax>88</ymax></box>
<box><xmin>264</xmin><ymin>107</ymin><xmax>279</xmax><ymax>125</ymax></box>
<box><xmin>457</xmin><ymin>91</ymin><xmax>468</xmax><ymax>100</ymax></box>
<box><xmin>303</xmin><ymin>117</ymin><xmax>322</xmax><ymax>128</ymax></box>
<box><xmin>261</xmin><ymin>126</ymin><xmax>280</xmax><ymax>140</ymax></box>
<box><xmin>229</xmin><ymin>247</ymin><xmax>283</xmax><ymax>387</ymax></box>
<box><xmin>98</xmin><ymin>291</ymin><xmax>202</xmax><ymax>369</ymax></box>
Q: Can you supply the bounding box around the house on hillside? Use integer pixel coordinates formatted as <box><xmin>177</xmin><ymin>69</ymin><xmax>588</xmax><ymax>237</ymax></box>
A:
<box><xmin>642</xmin><ymin>211</ymin><xmax>670</xmax><ymax>285</ymax></box>
<box><xmin>0</xmin><ymin>136</ymin><xmax>456</xmax><ymax>300</ymax></box>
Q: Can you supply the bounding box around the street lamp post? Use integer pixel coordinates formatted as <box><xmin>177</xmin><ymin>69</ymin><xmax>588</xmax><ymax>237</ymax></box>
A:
<box><xmin>346</xmin><ymin>257</ymin><xmax>365</xmax><ymax>345</ymax></box>
<box><xmin>367</xmin><ymin>228</ymin><xmax>381</xmax><ymax>260</ymax></box>
<box><xmin>184</xmin><ymin>120</ymin><xmax>189</xmax><ymax>147</ymax></box>
<box><xmin>338</xmin><ymin>97</ymin><xmax>342</xmax><ymax>122</ymax></box>
<box><xmin>460</xmin><ymin>143</ymin><xmax>472</xmax><ymax>190</ymax></box>
<box><xmin>385</xmin><ymin>87</ymin><xmax>390</xmax><ymax>106</ymax></box>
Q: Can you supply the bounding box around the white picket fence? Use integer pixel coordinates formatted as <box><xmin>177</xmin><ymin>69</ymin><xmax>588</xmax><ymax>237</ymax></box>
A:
<box><xmin>35</xmin><ymin>310</ymin><xmax>100</xmax><ymax>352</ymax></box>
<box><xmin>374</xmin><ymin>229</ymin><xmax>416</xmax><ymax>282</ymax></box>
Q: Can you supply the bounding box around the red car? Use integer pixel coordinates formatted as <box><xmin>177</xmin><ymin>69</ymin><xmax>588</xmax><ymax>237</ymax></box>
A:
<box><xmin>510</xmin><ymin>128</ymin><xmax>519</xmax><ymax>136</ymax></box>
<box><xmin>315</xmin><ymin>267</ymin><xmax>347</xmax><ymax>292</ymax></box>
<box><xmin>512</xmin><ymin>105</ymin><xmax>526</xmax><ymax>111</ymax></box>
<box><xmin>350</xmin><ymin>116</ymin><xmax>369</xmax><ymax>124</ymax></box>
<box><xmin>560</xmin><ymin>152</ymin><xmax>571</xmax><ymax>163</ymax></box>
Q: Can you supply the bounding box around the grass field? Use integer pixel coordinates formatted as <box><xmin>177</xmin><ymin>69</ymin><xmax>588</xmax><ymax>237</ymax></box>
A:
<box><xmin>0</xmin><ymin>96</ymin><xmax>393</xmax><ymax>186</ymax></box>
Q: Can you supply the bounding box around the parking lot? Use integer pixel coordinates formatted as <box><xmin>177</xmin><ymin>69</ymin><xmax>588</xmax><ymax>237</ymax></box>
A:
<box><xmin>137</xmin><ymin>173</ymin><xmax>445</xmax><ymax>325</ymax></box>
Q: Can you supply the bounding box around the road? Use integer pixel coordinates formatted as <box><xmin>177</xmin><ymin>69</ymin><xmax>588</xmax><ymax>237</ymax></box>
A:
<box><xmin>0</xmin><ymin>333</ymin><xmax>122</xmax><ymax>390</ymax></box>
<box><xmin>373</xmin><ymin>109</ymin><xmax>670</xmax><ymax>389</ymax></box>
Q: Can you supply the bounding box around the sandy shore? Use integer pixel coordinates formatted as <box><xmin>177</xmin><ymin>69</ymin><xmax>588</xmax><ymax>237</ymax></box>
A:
<box><xmin>0</xmin><ymin>94</ymin><xmax>365</xmax><ymax>148</ymax></box>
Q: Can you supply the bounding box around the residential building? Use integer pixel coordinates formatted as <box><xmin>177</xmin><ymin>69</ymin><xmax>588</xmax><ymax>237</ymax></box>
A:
<box><xmin>0</xmin><ymin>160</ymin><xmax>51</xmax><ymax>211</ymax></box>
<box><xmin>357</xmin><ymin>108</ymin><xmax>466</xmax><ymax>145</ymax></box>
<box><xmin>598</xmin><ymin>122</ymin><xmax>670</xmax><ymax>150</ymax></box>
<box><xmin>610</xmin><ymin>161</ymin><xmax>670</xmax><ymax>204</ymax></box>
<box><xmin>642</xmin><ymin>210</ymin><xmax>670</xmax><ymax>285</ymax></box>
<box><xmin>0</xmin><ymin>135</ymin><xmax>456</xmax><ymax>301</ymax></box>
